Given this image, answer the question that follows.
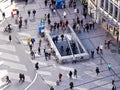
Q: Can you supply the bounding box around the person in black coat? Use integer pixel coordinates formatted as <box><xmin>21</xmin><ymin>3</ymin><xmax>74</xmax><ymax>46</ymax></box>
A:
<box><xmin>44</xmin><ymin>0</ymin><xmax>48</xmax><ymax>6</ymax></box>
<box><xmin>16</xmin><ymin>9</ymin><xmax>19</xmax><ymax>17</ymax></box>
<box><xmin>33</xmin><ymin>9</ymin><xmax>36</xmax><ymax>17</ymax></box>
<box><xmin>69</xmin><ymin>71</ymin><xmax>72</xmax><ymax>79</ymax></box>
<box><xmin>28</xmin><ymin>10</ymin><xmax>31</xmax><ymax>17</ymax></box>
<box><xmin>96</xmin><ymin>67</ymin><xmax>100</xmax><ymax>76</ymax></box>
<box><xmin>69</xmin><ymin>82</ymin><xmax>74</xmax><ymax>89</ymax></box>
<box><xmin>25</xmin><ymin>0</ymin><xmax>28</xmax><ymax>5</ymax></box>
<box><xmin>112</xmin><ymin>85</ymin><xmax>116</xmax><ymax>90</ymax></box>
<box><xmin>91</xmin><ymin>50</ymin><xmax>94</xmax><ymax>58</ymax></box>
<box><xmin>50</xmin><ymin>86</ymin><xmax>54</xmax><ymax>90</ymax></box>
<box><xmin>74</xmin><ymin>69</ymin><xmax>77</xmax><ymax>78</ymax></box>
<box><xmin>9</xmin><ymin>35</ymin><xmax>12</xmax><ymax>42</ymax></box>
<box><xmin>35</xmin><ymin>62</ymin><xmax>39</xmax><ymax>70</ymax></box>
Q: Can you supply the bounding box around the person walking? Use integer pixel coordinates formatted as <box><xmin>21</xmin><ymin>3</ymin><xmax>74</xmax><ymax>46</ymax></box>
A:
<box><xmin>50</xmin><ymin>86</ymin><xmax>54</xmax><ymax>90</ymax></box>
<box><xmin>33</xmin><ymin>9</ymin><xmax>36</xmax><ymax>17</ymax></box>
<box><xmin>38</xmin><ymin>47</ymin><xmax>41</xmax><ymax>55</ymax></box>
<box><xmin>96</xmin><ymin>46</ymin><xmax>99</xmax><ymax>54</ymax></box>
<box><xmin>18</xmin><ymin>18</ymin><xmax>22</xmax><ymax>31</ymax></box>
<box><xmin>48</xmin><ymin>18</ymin><xmax>51</xmax><ymax>25</ymax></box>
<box><xmin>53</xmin><ymin>8</ymin><xmax>56</xmax><ymax>15</ymax></box>
<box><xmin>57</xmin><ymin>23</ymin><xmax>60</xmax><ymax>30</ymax></box>
<box><xmin>74</xmin><ymin>69</ymin><xmax>77</xmax><ymax>78</ymax></box>
<box><xmin>31</xmin><ymin>38</ymin><xmax>35</xmax><ymax>45</ymax></box>
<box><xmin>2</xmin><ymin>12</ymin><xmax>5</xmax><ymax>19</ymax></box>
<box><xmin>44</xmin><ymin>0</ymin><xmax>48</xmax><ymax>6</ymax></box>
<box><xmin>44</xmin><ymin>14</ymin><xmax>47</xmax><ymax>21</ymax></box>
<box><xmin>15</xmin><ymin>17</ymin><xmax>18</xmax><ymax>24</ymax></box>
<box><xmin>73</xmin><ymin>1</ymin><xmax>76</xmax><ymax>8</ymax></box>
<box><xmin>91</xmin><ymin>50</ymin><xmax>94</xmax><ymax>58</ymax></box>
<box><xmin>16</xmin><ymin>9</ymin><xmax>19</xmax><ymax>17</ymax></box>
<box><xmin>107</xmin><ymin>40</ymin><xmax>111</xmax><ymax>49</ymax></box>
<box><xmin>96</xmin><ymin>67</ymin><xmax>100</xmax><ymax>76</ymax></box>
<box><xmin>11</xmin><ymin>11</ymin><xmax>14</xmax><ymax>18</ymax></box>
<box><xmin>28</xmin><ymin>10</ymin><xmax>31</xmax><ymax>17</ymax></box>
<box><xmin>6</xmin><ymin>76</ymin><xmax>11</xmax><ymax>84</ymax></box>
<box><xmin>63</xmin><ymin>10</ymin><xmax>66</xmax><ymax>18</ymax></box>
<box><xmin>60</xmin><ymin>46</ymin><xmax>64</xmax><ymax>52</ymax></box>
<box><xmin>9</xmin><ymin>35</ymin><xmax>12</xmax><ymax>42</ymax></box>
<box><xmin>112</xmin><ymin>85</ymin><xmax>116</xmax><ymax>90</ymax></box>
<box><xmin>59</xmin><ymin>73</ymin><xmax>62</xmax><ymax>82</ymax></box>
<box><xmin>26</xmin><ymin>38</ymin><xmax>31</xmax><ymax>45</ymax></box>
<box><xmin>100</xmin><ymin>44</ymin><xmax>103</xmax><ymax>54</ymax></box>
<box><xmin>112</xmin><ymin>79</ymin><xmax>115</xmax><ymax>85</ymax></box>
<box><xmin>25</xmin><ymin>0</ymin><xmax>28</xmax><ymax>5</ymax></box>
<box><xmin>35</xmin><ymin>62</ymin><xmax>39</xmax><ymax>70</ymax></box>
<box><xmin>39</xmin><ymin>39</ymin><xmax>41</xmax><ymax>47</ymax></box>
<box><xmin>108</xmin><ymin>63</ymin><xmax>112</xmax><ymax>71</ymax></box>
<box><xmin>47</xmin><ymin>13</ymin><xmax>50</xmax><ymax>19</ymax></box>
<box><xmin>76</xmin><ymin>24</ymin><xmax>80</xmax><ymax>33</ymax></box>
<box><xmin>45</xmin><ymin>52</ymin><xmax>48</xmax><ymax>61</ymax></box>
<box><xmin>104</xmin><ymin>40</ymin><xmax>107</xmax><ymax>48</ymax></box>
<box><xmin>84</xmin><ymin>13</ymin><xmax>87</xmax><ymax>19</ymax></box>
<box><xmin>56</xmin><ymin>80</ymin><xmax>59</xmax><ymax>86</ymax></box>
<box><xmin>65</xmin><ymin>19</ymin><xmax>69</xmax><ymax>27</ymax></box>
<box><xmin>61</xmin><ymin>34</ymin><xmax>64</xmax><ymax>41</ymax></box>
<box><xmin>66</xmin><ymin>47</ymin><xmax>70</xmax><ymax>55</ymax></box>
<box><xmin>18</xmin><ymin>24</ymin><xmax>22</xmax><ymax>31</ymax></box>
<box><xmin>11</xmin><ymin>0</ymin><xmax>13</xmax><ymax>4</ymax></box>
<box><xmin>69</xmin><ymin>82</ymin><xmax>74</xmax><ymax>89</ymax></box>
<box><xmin>22</xmin><ymin>74</ymin><xmax>25</xmax><ymax>82</ymax></box>
<box><xmin>69</xmin><ymin>71</ymin><xmax>73</xmax><ymax>79</ymax></box>
<box><xmin>29</xmin><ymin>44</ymin><xmax>32</xmax><ymax>51</ymax></box>
<box><xmin>24</xmin><ymin>19</ymin><xmax>28</xmax><ymax>26</ymax></box>
<box><xmin>31</xmin><ymin>50</ymin><xmax>35</xmax><ymax>60</ymax></box>
<box><xmin>80</xmin><ymin>19</ymin><xmax>83</xmax><ymax>27</ymax></box>
<box><xmin>19</xmin><ymin>73</ymin><xmax>22</xmax><ymax>82</ymax></box>
<box><xmin>19</xmin><ymin>17</ymin><xmax>22</xmax><ymax>26</ymax></box>
<box><xmin>72</xmin><ymin>56</ymin><xmax>76</xmax><ymax>64</ymax></box>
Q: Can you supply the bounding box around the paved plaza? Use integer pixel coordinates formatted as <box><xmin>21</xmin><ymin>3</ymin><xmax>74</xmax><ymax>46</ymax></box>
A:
<box><xmin>0</xmin><ymin>0</ymin><xmax>120</xmax><ymax>90</ymax></box>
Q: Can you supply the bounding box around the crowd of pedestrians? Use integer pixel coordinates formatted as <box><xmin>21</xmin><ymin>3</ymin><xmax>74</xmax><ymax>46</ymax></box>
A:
<box><xmin>0</xmin><ymin>0</ymin><xmax>117</xmax><ymax>90</ymax></box>
<box><xmin>56</xmin><ymin>69</ymin><xmax>77</xmax><ymax>89</ymax></box>
<box><xmin>4</xmin><ymin>73</ymin><xmax>25</xmax><ymax>86</ymax></box>
<box><xmin>95</xmin><ymin>65</ymin><xmax>117</xmax><ymax>90</ymax></box>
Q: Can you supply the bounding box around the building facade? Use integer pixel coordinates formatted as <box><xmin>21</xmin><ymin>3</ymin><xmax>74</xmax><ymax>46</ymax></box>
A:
<box><xmin>88</xmin><ymin>0</ymin><xmax>120</xmax><ymax>42</ymax></box>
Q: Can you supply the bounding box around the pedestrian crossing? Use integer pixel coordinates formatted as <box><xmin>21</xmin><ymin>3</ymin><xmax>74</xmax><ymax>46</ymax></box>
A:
<box><xmin>0</xmin><ymin>0</ymin><xmax>120</xmax><ymax>89</ymax></box>
<box><xmin>29</xmin><ymin>56</ymin><xmax>120</xmax><ymax>90</ymax></box>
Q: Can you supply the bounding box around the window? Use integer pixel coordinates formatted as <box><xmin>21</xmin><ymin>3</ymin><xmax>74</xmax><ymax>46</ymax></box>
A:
<box><xmin>109</xmin><ymin>3</ymin><xmax>113</xmax><ymax>16</ymax></box>
<box><xmin>118</xmin><ymin>9</ymin><xmax>120</xmax><ymax>22</ymax></box>
<box><xmin>105</xmin><ymin>0</ymin><xmax>108</xmax><ymax>11</ymax></box>
<box><xmin>100</xmin><ymin>0</ymin><xmax>104</xmax><ymax>8</ymax></box>
<box><xmin>114</xmin><ymin>6</ymin><xmax>118</xmax><ymax>19</ymax></box>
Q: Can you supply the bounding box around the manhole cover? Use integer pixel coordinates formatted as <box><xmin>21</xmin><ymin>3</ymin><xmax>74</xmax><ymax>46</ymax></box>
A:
<box><xmin>111</xmin><ymin>49</ymin><xmax>117</xmax><ymax>53</ymax></box>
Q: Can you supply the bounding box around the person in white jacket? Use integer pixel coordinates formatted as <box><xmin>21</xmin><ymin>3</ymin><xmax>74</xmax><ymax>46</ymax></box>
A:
<box><xmin>100</xmin><ymin>44</ymin><xmax>103</xmax><ymax>54</ymax></box>
<box><xmin>63</xmin><ymin>11</ymin><xmax>66</xmax><ymax>18</ymax></box>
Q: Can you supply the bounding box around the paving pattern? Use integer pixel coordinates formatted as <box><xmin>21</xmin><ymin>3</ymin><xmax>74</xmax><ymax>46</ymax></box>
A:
<box><xmin>0</xmin><ymin>0</ymin><xmax>120</xmax><ymax>90</ymax></box>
